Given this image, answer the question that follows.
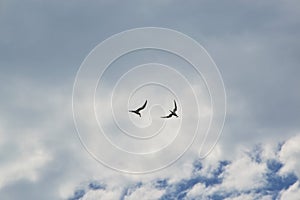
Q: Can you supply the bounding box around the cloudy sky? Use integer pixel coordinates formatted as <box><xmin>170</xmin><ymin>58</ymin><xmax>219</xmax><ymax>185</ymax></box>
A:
<box><xmin>1</xmin><ymin>0</ymin><xmax>300</xmax><ymax>199</ymax></box>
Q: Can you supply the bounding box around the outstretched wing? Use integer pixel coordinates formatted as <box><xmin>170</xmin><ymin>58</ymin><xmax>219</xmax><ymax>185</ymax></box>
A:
<box><xmin>173</xmin><ymin>100</ymin><xmax>177</xmax><ymax>112</ymax></box>
<box><xmin>161</xmin><ymin>112</ymin><xmax>173</xmax><ymax>118</ymax></box>
<box><xmin>129</xmin><ymin>110</ymin><xmax>136</xmax><ymax>113</ymax></box>
<box><xmin>136</xmin><ymin>100</ymin><xmax>147</xmax><ymax>112</ymax></box>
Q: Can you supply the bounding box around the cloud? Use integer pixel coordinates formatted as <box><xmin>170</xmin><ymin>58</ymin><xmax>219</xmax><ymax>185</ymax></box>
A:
<box><xmin>0</xmin><ymin>0</ymin><xmax>299</xmax><ymax>199</ymax></box>
<box><xmin>0</xmin><ymin>133</ymin><xmax>51</xmax><ymax>189</ymax></box>
<box><xmin>123</xmin><ymin>183</ymin><xmax>165</xmax><ymax>200</ymax></box>
<box><xmin>69</xmin><ymin>135</ymin><xmax>300</xmax><ymax>199</ymax></box>
<box><xmin>279</xmin><ymin>181</ymin><xmax>300</xmax><ymax>200</ymax></box>
<box><xmin>279</xmin><ymin>134</ymin><xmax>300</xmax><ymax>177</ymax></box>
<box><xmin>82</xmin><ymin>189</ymin><xmax>121</xmax><ymax>200</ymax></box>
<box><xmin>220</xmin><ymin>153</ymin><xmax>266</xmax><ymax>191</ymax></box>
<box><xmin>185</xmin><ymin>183</ymin><xmax>207</xmax><ymax>199</ymax></box>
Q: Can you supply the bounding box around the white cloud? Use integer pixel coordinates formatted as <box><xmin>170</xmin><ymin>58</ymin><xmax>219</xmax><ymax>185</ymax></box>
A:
<box><xmin>64</xmin><ymin>133</ymin><xmax>300</xmax><ymax>200</ymax></box>
<box><xmin>0</xmin><ymin>130</ymin><xmax>51</xmax><ymax>189</ymax></box>
<box><xmin>0</xmin><ymin>76</ymin><xmax>299</xmax><ymax>200</ymax></box>
<box><xmin>1</xmin><ymin>0</ymin><xmax>300</xmax><ymax>199</ymax></box>
<box><xmin>82</xmin><ymin>187</ymin><xmax>122</xmax><ymax>200</ymax></box>
<box><xmin>279</xmin><ymin>134</ymin><xmax>300</xmax><ymax>177</ymax></box>
<box><xmin>124</xmin><ymin>183</ymin><xmax>165</xmax><ymax>200</ymax></box>
<box><xmin>197</xmin><ymin>144</ymin><xmax>224</xmax><ymax>177</ymax></box>
<box><xmin>185</xmin><ymin>183</ymin><xmax>207</xmax><ymax>199</ymax></box>
<box><xmin>279</xmin><ymin>181</ymin><xmax>300</xmax><ymax>200</ymax></box>
<box><xmin>224</xmin><ymin>193</ymin><xmax>256</xmax><ymax>200</ymax></box>
<box><xmin>224</xmin><ymin>193</ymin><xmax>272</xmax><ymax>200</ymax></box>
<box><xmin>261</xmin><ymin>195</ymin><xmax>273</xmax><ymax>200</ymax></box>
<box><xmin>260</xmin><ymin>142</ymin><xmax>279</xmax><ymax>161</ymax></box>
<box><xmin>220</xmin><ymin>153</ymin><xmax>266</xmax><ymax>191</ymax></box>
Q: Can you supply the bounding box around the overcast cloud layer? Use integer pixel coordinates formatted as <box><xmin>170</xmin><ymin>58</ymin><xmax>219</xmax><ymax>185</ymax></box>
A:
<box><xmin>0</xmin><ymin>0</ymin><xmax>300</xmax><ymax>199</ymax></box>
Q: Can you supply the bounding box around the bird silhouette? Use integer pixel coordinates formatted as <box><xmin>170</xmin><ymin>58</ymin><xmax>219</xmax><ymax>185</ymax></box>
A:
<box><xmin>129</xmin><ymin>100</ymin><xmax>147</xmax><ymax>117</ymax></box>
<box><xmin>161</xmin><ymin>100</ymin><xmax>179</xmax><ymax>118</ymax></box>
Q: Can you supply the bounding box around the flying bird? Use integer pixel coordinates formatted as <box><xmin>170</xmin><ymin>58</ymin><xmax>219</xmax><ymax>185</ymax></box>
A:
<box><xmin>161</xmin><ymin>100</ymin><xmax>179</xmax><ymax>118</ymax></box>
<box><xmin>129</xmin><ymin>100</ymin><xmax>147</xmax><ymax>117</ymax></box>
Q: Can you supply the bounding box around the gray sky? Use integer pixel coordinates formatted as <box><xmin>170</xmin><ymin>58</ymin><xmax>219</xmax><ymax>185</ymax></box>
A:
<box><xmin>0</xmin><ymin>0</ymin><xmax>300</xmax><ymax>199</ymax></box>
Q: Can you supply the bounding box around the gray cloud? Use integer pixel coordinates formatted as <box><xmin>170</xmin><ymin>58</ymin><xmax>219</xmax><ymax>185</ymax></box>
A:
<box><xmin>0</xmin><ymin>0</ymin><xmax>299</xmax><ymax>199</ymax></box>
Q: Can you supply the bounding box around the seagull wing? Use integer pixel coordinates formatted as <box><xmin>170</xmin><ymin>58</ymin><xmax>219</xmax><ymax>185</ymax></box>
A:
<box><xmin>161</xmin><ymin>112</ymin><xmax>173</xmax><ymax>118</ymax></box>
<box><xmin>173</xmin><ymin>100</ymin><xmax>177</xmax><ymax>112</ymax></box>
<box><xmin>136</xmin><ymin>100</ymin><xmax>147</xmax><ymax>112</ymax></box>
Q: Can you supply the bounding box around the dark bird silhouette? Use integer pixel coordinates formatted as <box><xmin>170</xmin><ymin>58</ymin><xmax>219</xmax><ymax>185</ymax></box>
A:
<box><xmin>129</xmin><ymin>100</ymin><xmax>147</xmax><ymax>117</ymax></box>
<box><xmin>161</xmin><ymin>100</ymin><xmax>179</xmax><ymax>118</ymax></box>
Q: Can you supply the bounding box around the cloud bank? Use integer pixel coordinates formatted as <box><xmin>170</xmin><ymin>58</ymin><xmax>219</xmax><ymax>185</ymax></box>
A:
<box><xmin>0</xmin><ymin>0</ymin><xmax>299</xmax><ymax>199</ymax></box>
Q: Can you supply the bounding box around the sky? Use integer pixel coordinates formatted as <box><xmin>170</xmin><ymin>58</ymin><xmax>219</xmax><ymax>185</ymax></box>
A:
<box><xmin>0</xmin><ymin>0</ymin><xmax>300</xmax><ymax>199</ymax></box>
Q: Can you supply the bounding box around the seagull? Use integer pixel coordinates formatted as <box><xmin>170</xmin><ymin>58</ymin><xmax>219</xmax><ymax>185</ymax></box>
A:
<box><xmin>129</xmin><ymin>100</ymin><xmax>147</xmax><ymax>117</ymax></box>
<box><xmin>161</xmin><ymin>100</ymin><xmax>179</xmax><ymax>118</ymax></box>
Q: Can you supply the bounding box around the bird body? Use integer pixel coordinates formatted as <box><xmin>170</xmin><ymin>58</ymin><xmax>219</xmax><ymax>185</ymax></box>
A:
<box><xmin>161</xmin><ymin>100</ymin><xmax>179</xmax><ymax>118</ymax></box>
<box><xmin>129</xmin><ymin>100</ymin><xmax>179</xmax><ymax>119</ymax></box>
<box><xmin>129</xmin><ymin>100</ymin><xmax>147</xmax><ymax>117</ymax></box>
